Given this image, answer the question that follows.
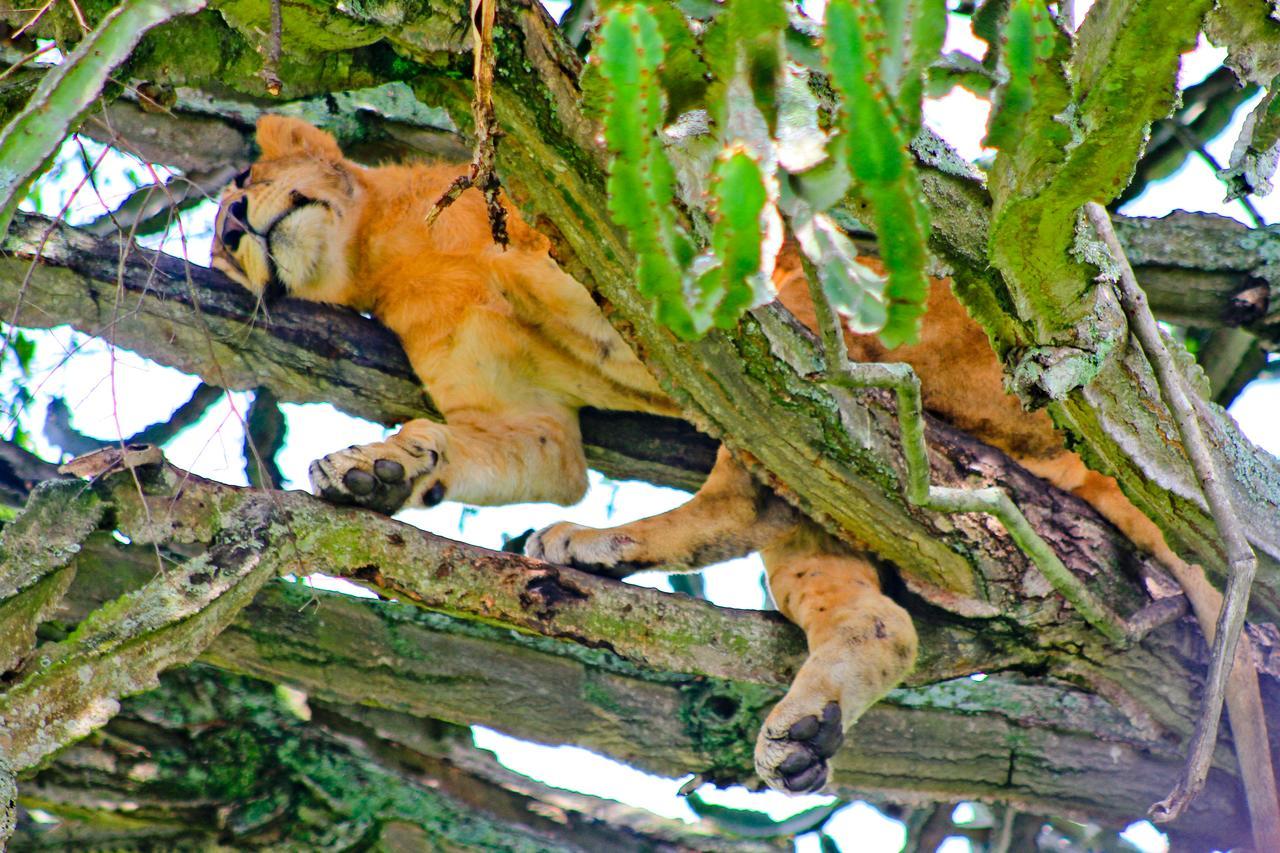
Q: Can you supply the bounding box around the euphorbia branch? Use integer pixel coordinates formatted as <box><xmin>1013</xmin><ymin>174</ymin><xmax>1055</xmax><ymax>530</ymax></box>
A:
<box><xmin>800</xmin><ymin>255</ymin><xmax>1129</xmax><ymax>643</ymax></box>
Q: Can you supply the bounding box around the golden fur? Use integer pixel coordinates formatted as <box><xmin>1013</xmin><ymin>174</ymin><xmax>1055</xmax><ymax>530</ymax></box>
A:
<box><xmin>213</xmin><ymin>116</ymin><xmax>1186</xmax><ymax>794</ymax></box>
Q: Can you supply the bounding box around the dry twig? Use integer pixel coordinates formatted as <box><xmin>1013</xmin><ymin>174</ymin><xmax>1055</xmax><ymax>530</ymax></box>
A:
<box><xmin>423</xmin><ymin>0</ymin><xmax>508</xmax><ymax>246</ymax></box>
<box><xmin>259</xmin><ymin>0</ymin><xmax>282</xmax><ymax>95</ymax></box>
<box><xmin>1084</xmin><ymin>202</ymin><xmax>1278</xmax><ymax>847</ymax></box>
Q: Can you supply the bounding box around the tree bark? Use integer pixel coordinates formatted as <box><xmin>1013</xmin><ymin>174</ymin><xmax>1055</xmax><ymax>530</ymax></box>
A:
<box><xmin>0</xmin><ymin>456</ymin><xmax>1269</xmax><ymax>849</ymax></box>
<box><xmin>2</xmin><ymin>0</ymin><xmax>1280</xmax><ymax>848</ymax></box>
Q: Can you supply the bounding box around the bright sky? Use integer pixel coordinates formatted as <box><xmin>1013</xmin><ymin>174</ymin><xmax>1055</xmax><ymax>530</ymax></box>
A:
<box><xmin>7</xmin><ymin>6</ymin><xmax>1279</xmax><ymax>852</ymax></box>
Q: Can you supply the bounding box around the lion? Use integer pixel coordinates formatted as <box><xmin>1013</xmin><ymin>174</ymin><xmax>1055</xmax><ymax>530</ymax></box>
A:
<box><xmin>212</xmin><ymin>115</ymin><xmax>1187</xmax><ymax>795</ymax></box>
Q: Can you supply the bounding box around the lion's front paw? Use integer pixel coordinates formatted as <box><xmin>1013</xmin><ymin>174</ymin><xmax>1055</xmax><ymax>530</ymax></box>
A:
<box><xmin>310</xmin><ymin>440</ymin><xmax>445</xmax><ymax>515</ymax></box>
<box><xmin>524</xmin><ymin>522</ymin><xmax>639</xmax><ymax>579</ymax></box>
<box><xmin>754</xmin><ymin>700</ymin><xmax>843</xmax><ymax>794</ymax></box>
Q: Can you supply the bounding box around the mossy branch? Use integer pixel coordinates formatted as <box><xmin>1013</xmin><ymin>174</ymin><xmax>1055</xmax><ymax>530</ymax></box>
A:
<box><xmin>0</xmin><ymin>450</ymin><xmax>1268</xmax><ymax>845</ymax></box>
<box><xmin>799</xmin><ymin>255</ymin><xmax>1128</xmax><ymax>644</ymax></box>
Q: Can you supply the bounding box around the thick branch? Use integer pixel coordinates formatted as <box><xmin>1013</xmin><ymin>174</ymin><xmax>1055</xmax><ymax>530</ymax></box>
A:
<box><xmin>0</xmin><ymin>212</ymin><xmax>715</xmax><ymax>490</ymax></box>
<box><xmin>14</xmin><ymin>667</ymin><xmax>774</xmax><ymax>851</ymax></box>
<box><xmin>9</xmin><ymin>458</ymin><xmax>1265</xmax><ymax>848</ymax></box>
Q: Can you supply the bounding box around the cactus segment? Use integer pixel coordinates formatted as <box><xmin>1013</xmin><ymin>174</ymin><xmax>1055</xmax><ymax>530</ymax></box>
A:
<box><xmin>702</xmin><ymin>146</ymin><xmax>769</xmax><ymax>329</ymax></box>
<box><xmin>985</xmin><ymin>0</ymin><xmax>1060</xmax><ymax>152</ymax></box>
<box><xmin>702</xmin><ymin>0</ymin><xmax>788</xmax><ymax>131</ymax></box>
<box><xmin>597</xmin><ymin>4</ymin><xmax>698</xmax><ymax>339</ymax></box>
<box><xmin>824</xmin><ymin>0</ymin><xmax>932</xmax><ymax>347</ymax></box>
<box><xmin>877</xmin><ymin>0</ymin><xmax>948</xmax><ymax>137</ymax></box>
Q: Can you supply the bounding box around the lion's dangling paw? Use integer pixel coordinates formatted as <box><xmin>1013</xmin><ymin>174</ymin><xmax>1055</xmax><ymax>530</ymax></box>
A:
<box><xmin>754</xmin><ymin>699</ymin><xmax>843</xmax><ymax>794</ymax></box>
<box><xmin>310</xmin><ymin>439</ymin><xmax>445</xmax><ymax>515</ymax></box>
<box><xmin>525</xmin><ymin>522</ymin><xmax>639</xmax><ymax>579</ymax></box>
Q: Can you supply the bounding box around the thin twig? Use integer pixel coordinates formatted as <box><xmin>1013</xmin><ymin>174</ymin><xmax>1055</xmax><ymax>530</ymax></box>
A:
<box><xmin>0</xmin><ymin>41</ymin><xmax>58</xmax><ymax>86</ymax></box>
<box><xmin>260</xmin><ymin>0</ymin><xmax>282</xmax><ymax>96</ymax></box>
<box><xmin>990</xmin><ymin>805</ymin><xmax>1017</xmax><ymax>853</ymax></box>
<box><xmin>800</xmin><ymin>255</ymin><xmax>1130</xmax><ymax>644</ymax></box>
<box><xmin>424</xmin><ymin>0</ymin><xmax>507</xmax><ymax>246</ymax></box>
<box><xmin>1084</xmin><ymin>202</ymin><xmax>1277</xmax><ymax>844</ymax></box>
<box><xmin>10</xmin><ymin>0</ymin><xmax>55</xmax><ymax>40</ymax></box>
<box><xmin>65</xmin><ymin>0</ymin><xmax>89</xmax><ymax>32</ymax></box>
<box><xmin>1168</xmin><ymin>123</ymin><xmax>1266</xmax><ymax>229</ymax></box>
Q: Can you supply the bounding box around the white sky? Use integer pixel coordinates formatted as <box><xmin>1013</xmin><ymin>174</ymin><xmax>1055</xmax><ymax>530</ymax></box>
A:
<box><xmin>7</xmin><ymin>7</ymin><xmax>1280</xmax><ymax>852</ymax></box>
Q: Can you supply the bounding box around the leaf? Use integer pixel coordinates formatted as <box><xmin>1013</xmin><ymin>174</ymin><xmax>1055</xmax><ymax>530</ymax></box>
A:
<box><xmin>12</xmin><ymin>332</ymin><xmax>35</xmax><ymax>376</ymax></box>
<box><xmin>794</xmin><ymin>211</ymin><xmax>888</xmax><ymax>333</ymax></box>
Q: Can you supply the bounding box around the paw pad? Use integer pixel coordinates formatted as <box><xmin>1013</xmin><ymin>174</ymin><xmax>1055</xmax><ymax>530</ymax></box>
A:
<box><xmin>766</xmin><ymin>701</ymin><xmax>842</xmax><ymax>793</ymax></box>
<box><xmin>311</xmin><ymin>444</ymin><xmax>435</xmax><ymax>516</ymax></box>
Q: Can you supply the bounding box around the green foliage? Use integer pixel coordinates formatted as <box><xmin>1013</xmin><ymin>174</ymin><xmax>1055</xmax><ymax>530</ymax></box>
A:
<box><xmin>876</xmin><ymin>0</ymin><xmax>948</xmax><ymax>137</ymax></box>
<box><xmin>824</xmin><ymin>0</ymin><xmax>933</xmax><ymax>347</ymax></box>
<box><xmin>596</xmin><ymin>3</ymin><xmax>773</xmax><ymax>339</ymax></box>
<box><xmin>984</xmin><ymin>0</ymin><xmax>1061</xmax><ymax>152</ymax></box>
<box><xmin>0</xmin><ymin>0</ymin><xmax>206</xmax><ymax>235</ymax></box>
<box><xmin>1</xmin><ymin>328</ymin><xmax>35</xmax><ymax>449</ymax></box>
<box><xmin>593</xmin><ymin>0</ymin><xmax>941</xmax><ymax>345</ymax></box>
<box><xmin>702</xmin><ymin>0</ymin><xmax>788</xmax><ymax>130</ymax></box>
<box><xmin>700</xmin><ymin>146</ymin><xmax>769</xmax><ymax>328</ymax></box>
<box><xmin>597</xmin><ymin>4</ymin><xmax>697</xmax><ymax>338</ymax></box>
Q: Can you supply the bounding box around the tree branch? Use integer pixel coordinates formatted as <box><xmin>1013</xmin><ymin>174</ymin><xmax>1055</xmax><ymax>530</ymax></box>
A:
<box><xmin>15</xmin><ymin>666</ymin><xmax>778</xmax><ymax>851</ymax></box>
<box><xmin>2</xmin><ymin>453</ymin><xmax>1263</xmax><ymax>848</ymax></box>
<box><xmin>0</xmin><ymin>211</ymin><xmax>715</xmax><ymax>491</ymax></box>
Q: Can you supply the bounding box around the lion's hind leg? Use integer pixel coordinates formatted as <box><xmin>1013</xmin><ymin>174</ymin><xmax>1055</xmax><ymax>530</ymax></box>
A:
<box><xmin>525</xmin><ymin>446</ymin><xmax>797</xmax><ymax>577</ymax></box>
<box><xmin>755</xmin><ymin>527</ymin><xmax>917</xmax><ymax>793</ymax></box>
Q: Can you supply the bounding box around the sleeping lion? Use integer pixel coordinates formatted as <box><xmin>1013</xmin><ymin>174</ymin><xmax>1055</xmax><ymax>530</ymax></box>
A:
<box><xmin>212</xmin><ymin>115</ymin><xmax>1187</xmax><ymax>794</ymax></box>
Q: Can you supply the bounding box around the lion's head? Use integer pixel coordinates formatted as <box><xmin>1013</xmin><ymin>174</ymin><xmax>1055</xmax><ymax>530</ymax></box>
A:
<box><xmin>212</xmin><ymin>116</ymin><xmax>362</xmax><ymax>305</ymax></box>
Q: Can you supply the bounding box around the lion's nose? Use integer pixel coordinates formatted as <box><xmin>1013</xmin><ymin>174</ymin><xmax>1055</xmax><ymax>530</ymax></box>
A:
<box><xmin>220</xmin><ymin>196</ymin><xmax>249</xmax><ymax>251</ymax></box>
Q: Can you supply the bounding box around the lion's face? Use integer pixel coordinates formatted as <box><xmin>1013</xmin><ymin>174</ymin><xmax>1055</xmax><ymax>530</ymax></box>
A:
<box><xmin>212</xmin><ymin>116</ymin><xmax>362</xmax><ymax>305</ymax></box>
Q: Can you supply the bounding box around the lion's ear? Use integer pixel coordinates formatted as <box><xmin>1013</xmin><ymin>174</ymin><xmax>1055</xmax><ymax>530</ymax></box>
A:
<box><xmin>256</xmin><ymin>116</ymin><xmax>343</xmax><ymax>160</ymax></box>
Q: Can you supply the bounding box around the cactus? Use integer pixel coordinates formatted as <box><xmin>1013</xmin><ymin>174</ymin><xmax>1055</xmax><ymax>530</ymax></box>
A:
<box><xmin>597</xmin><ymin>4</ymin><xmax>698</xmax><ymax>339</ymax></box>
<box><xmin>984</xmin><ymin>0</ymin><xmax>1066</xmax><ymax>154</ymax></box>
<box><xmin>876</xmin><ymin>0</ymin><xmax>948</xmax><ymax>137</ymax></box>
<box><xmin>701</xmin><ymin>145</ymin><xmax>769</xmax><ymax>329</ymax></box>
<box><xmin>701</xmin><ymin>0</ymin><xmax>788</xmax><ymax>131</ymax></box>
<box><xmin>597</xmin><ymin>4</ymin><xmax>772</xmax><ymax>339</ymax></box>
<box><xmin>823</xmin><ymin>0</ymin><xmax>933</xmax><ymax>348</ymax></box>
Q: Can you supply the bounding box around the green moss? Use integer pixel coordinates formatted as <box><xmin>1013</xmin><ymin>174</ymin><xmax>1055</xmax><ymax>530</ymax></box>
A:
<box><xmin>679</xmin><ymin>678</ymin><xmax>781</xmax><ymax>781</ymax></box>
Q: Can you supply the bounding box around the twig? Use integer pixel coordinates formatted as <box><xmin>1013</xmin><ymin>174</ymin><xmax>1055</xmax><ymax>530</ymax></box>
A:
<box><xmin>800</xmin><ymin>255</ymin><xmax>1130</xmax><ymax>644</ymax></box>
<box><xmin>66</xmin><ymin>0</ymin><xmax>89</xmax><ymax>32</ymax></box>
<box><xmin>423</xmin><ymin>0</ymin><xmax>507</xmax><ymax>246</ymax></box>
<box><xmin>1083</xmin><ymin>202</ymin><xmax>1277</xmax><ymax>844</ymax></box>
<box><xmin>905</xmin><ymin>802</ymin><xmax>955</xmax><ymax>853</ymax></box>
<box><xmin>10</xmin><ymin>0</ymin><xmax>55</xmax><ymax>41</ymax></box>
<box><xmin>260</xmin><ymin>0</ymin><xmax>282</xmax><ymax>96</ymax></box>
<box><xmin>990</xmin><ymin>805</ymin><xmax>1017</xmax><ymax>853</ymax></box>
<box><xmin>0</xmin><ymin>41</ymin><xmax>58</xmax><ymax>86</ymax></box>
<box><xmin>1168</xmin><ymin>123</ymin><xmax>1266</xmax><ymax>229</ymax></box>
